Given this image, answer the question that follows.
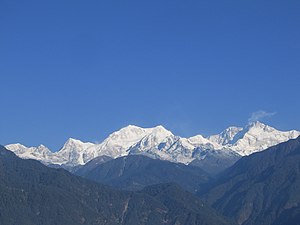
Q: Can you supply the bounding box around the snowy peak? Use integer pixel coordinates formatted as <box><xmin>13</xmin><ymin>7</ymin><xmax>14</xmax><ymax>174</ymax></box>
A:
<box><xmin>149</xmin><ymin>125</ymin><xmax>173</xmax><ymax>135</ymax></box>
<box><xmin>206</xmin><ymin>121</ymin><xmax>300</xmax><ymax>156</ymax></box>
<box><xmin>103</xmin><ymin>125</ymin><xmax>150</xmax><ymax>149</ymax></box>
<box><xmin>65</xmin><ymin>138</ymin><xmax>85</xmax><ymax>145</ymax></box>
<box><xmin>5</xmin><ymin>143</ymin><xmax>52</xmax><ymax>155</ymax></box>
<box><xmin>208</xmin><ymin>126</ymin><xmax>243</xmax><ymax>145</ymax></box>
<box><xmin>5</xmin><ymin>143</ymin><xmax>52</xmax><ymax>163</ymax></box>
<box><xmin>5</xmin><ymin>143</ymin><xmax>29</xmax><ymax>154</ymax></box>
<box><xmin>108</xmin><ymin>125</ymin><xmax>145</xmax><ymax>140</ymax></box>
<box><xmin>128</xmin><ymin>126</ymin><xmax>174</xmax><ymax>153</ymax></box>
<box><xmin>189</xmin><ymin>134</ymin><xmax>218</xmax><ymax>146</ymax></box>
<box><xmin>105</xmin><ymin>125</ymin><xmax>172</xmax><ymax>144</ymax></box>
<box><xmin>55</xmin><ymin>138</ymin><xmax>95</xmax><ymax>165</ymax></box>
<box><xmin>141</xmin><ymin>125</ymin><xmax>173</xmax><ymax>145</ymax></box>
<box><xmin>83</xmin><ymin>125</ymin><xmax>174</xmax><ymax>160</ymax></box>
<box><xmin>246</xmin><ymin>121</ymin><xmax>276</xmax><ymax>132</ymax></box>
<box><xmin>105</xmin><ymin>125</ymin><xmax>172</xmax><ymax>148</ymax></box>
<box><xmin>229</xmin><ymin>121</ymin><xmax>300</xmax><ymax>156</ymax></box>
<box><xmin>60</xmin><ymin>138</ymin><xmax>94</xmax><ymax>152</ymax></box>
<box><xmin>94</xmin><ymin>125</ymin><xmax>152</xmax><ymax>155</ymax></box>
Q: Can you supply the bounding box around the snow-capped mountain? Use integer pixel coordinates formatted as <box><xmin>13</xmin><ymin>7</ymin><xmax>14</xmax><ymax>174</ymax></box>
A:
<box><xmin>208</xmin><ymin>126</ymin><xmax>243</xmax><ymax>145</ymax></box>
<box><xmin>227</xmin><ymin>121</ymin><xmax>300</xmax><ymax>155</ymax></box>
<box><xmin>5</xmin><ymin>143</ymin><xmax>54</xmax><ymax>164</ymax></box>
<box><xmin>5</xmin><ymin>122</ymin><xmax>300</xmax><ymax>167</ymax></box>
<box><xmin>54</xmin><ymin>138</ymin><xmax>94</xmax><ymax>165</ymax></box>
<box><xmin>85</xmin><ymin>125</ymin><xmax>159</xmax><ymax>159</ymax></box>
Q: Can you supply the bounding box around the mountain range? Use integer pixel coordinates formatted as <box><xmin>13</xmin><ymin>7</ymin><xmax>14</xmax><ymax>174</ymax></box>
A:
<box><xmin>2</xmin><ymin>125</ymin><xmax>300</xmax><ymax>224</ymax></box>
<box><xmin>5</xmin><ymin>122</ymin><xmax>300</xmax><ymax>173</ymax></box>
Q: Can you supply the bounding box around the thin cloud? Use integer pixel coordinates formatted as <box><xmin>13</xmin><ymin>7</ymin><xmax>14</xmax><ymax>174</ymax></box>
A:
<box><xmin>248</xmin><ymin>110</ymin><xmax>276</xmax><ymax>124</ymax></box>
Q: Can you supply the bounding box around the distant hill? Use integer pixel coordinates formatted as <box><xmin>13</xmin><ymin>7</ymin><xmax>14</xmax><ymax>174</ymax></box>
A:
<box><xmin>75</xmin><ymin>155</ymin><xmax>210</xmax><ymax>193</ymax></box>
<box><xmin>200</xmin><ymin>137</ymin><xmax>300</xmax><ymax>225</ymax></box>
<box><xmin>0</xmin><ymin>145</ymin><xmax>232</xmax><ymax>225</ymax></box>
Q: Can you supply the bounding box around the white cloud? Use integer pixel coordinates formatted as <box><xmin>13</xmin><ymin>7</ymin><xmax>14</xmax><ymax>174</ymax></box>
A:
<box><xmin>248</xmin><ymin>110</ymin><xmax>276</xmax><ymax>124</ymax></box>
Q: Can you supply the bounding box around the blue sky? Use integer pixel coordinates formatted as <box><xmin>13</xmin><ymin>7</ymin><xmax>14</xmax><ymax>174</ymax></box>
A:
<box><xmin>1</xmin><ymin>0</ymin><xmax>299</xmax><ymax>150</ymax></box>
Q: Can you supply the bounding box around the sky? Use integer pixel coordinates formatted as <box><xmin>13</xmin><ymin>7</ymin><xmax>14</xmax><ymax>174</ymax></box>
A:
<box><xmin>1</xmin><ymin>0</ymin><xmax>300</xmax><ymax>151</ymax></box>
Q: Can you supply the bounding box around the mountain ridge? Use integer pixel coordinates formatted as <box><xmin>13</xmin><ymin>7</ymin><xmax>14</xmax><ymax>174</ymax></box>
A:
<box><xmin>5</xmin><ymin>122</ymin><xmax>300</xmax><ymax>168</ymax></box>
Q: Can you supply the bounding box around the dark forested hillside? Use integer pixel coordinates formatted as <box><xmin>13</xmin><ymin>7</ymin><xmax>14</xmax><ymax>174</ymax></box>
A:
<box><xmin>189</xmin><ymin>148</ymin><xmax>241</xmax><ymax>175</ymax></box>
<box><xmin>200</xmin><ymin>137</ymin><xmax>300</xmax><ymax>225</ymax></box>
<box><xmin>75</xmin><ymin>155</ymin><xmax>210</xmax><ymax>193</ymax></box>
<box><xmin>0</xmin><ymin>145</ymin><xmax>231</xmax><ymax>225</ymax></box>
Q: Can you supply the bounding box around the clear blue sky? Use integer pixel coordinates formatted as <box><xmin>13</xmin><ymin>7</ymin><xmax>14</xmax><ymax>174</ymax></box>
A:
<box><xmin>1</xmin><ymin>0</ymin><xmax>299</xmax><ymax>151</ymax></box>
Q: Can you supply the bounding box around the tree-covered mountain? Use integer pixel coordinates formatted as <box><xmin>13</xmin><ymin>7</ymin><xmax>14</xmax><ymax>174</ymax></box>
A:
<box><xmin>75</xmin><ymin>155</ymin><xmax>210</xmax><ymax>192</ymax></box>
<box><xmin>0</xmin><ymin>145</ymin><xmax>232</xmax><ymax>225</ymax></box>
<box><xmin>75</xmin><ymin>155</ymin><xmax>210</xmax><ymax>193</ymax></box>
<box><xmin>141</xmin><ymin>183</ymin><xmax>237</xmax><ymax>225</ymax></box>
<box><xmin>189</xmin><ymin>148</ymin><xmax>241</xmax><ymax>175</ymax></box>
<box><xmin>200</xmin><ymin>137</ymin><xmax>300</xmax><ymax>225</ymax></box>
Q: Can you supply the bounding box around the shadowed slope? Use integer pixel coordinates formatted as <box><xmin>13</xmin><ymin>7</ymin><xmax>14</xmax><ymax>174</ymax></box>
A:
<box><xmin>76</xmin><ymin>155</ymin><xmax>210</xmax><ymax>193</ymax></box>
<box><xmin>200</xmin><ymin>137</ymin><xmax>300</xmax><ymax>225</ymax></box>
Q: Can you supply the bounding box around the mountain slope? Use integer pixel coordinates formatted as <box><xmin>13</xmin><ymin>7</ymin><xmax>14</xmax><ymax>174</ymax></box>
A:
<box><xmin>0</xmin><ymin>145</ymin><xmax>232</xmax><ymax>225</ymax></box>
<box><xmin>75</xmin><ymin>155</ymin><xmax>210</xmax><ymax>193</ymax></box>
<box><xmin>142</xmin><ymin>183</ymin><xmax>236</xmax><ymax>225</ymax></box>
<box><xmin>189</xmin><ymin>148</ymin><xmax>241</xmax><ymax>175</ymax></box>
<box><xmin>200</xmin><ymin>137</ymin><xmax>300</xmax><ymax>225</ymax></box>
<box><xmin>72</xmin><ymin>155</ymin><xmax>113</xmax><ymax>173</ymax></box>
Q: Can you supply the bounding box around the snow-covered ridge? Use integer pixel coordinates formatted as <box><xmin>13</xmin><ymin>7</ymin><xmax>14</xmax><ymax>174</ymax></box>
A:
<box><xmin>227</xmin><ymin>121</ymin><xmax>300</xmax><ymax>155</ymax></box>
<box><xmin>5</xmin><ymin>122</ymin><xmax>300</xmax><ymax>166</ymax></box>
